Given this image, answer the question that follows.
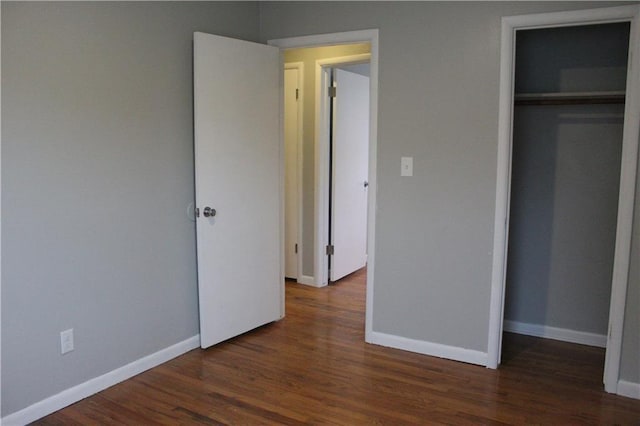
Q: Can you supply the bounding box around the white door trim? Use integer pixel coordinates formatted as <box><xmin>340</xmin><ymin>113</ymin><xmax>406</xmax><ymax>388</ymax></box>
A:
<box><xmin>284</xmin><ymin>61</ymin><xmax>304</xmax><ymax>282</ymax></box>
<box><xmin>0</xmin><ymin>4</ymin><xmax>3</xmax><ymax>413</ymax></box>
<box><xmin>269</xmin><ymin>29</ymin><xmax>379</xmax><ymax>342</ymax></box>
<box><xmin>487</xmin><ymin>5</ymin><xmax>640</xmax><ymax>396</ymax></box>
<box><xmin>316</xmin><ymin>53</ymin><xmax>371</xmax><ymax>287</ymax></box>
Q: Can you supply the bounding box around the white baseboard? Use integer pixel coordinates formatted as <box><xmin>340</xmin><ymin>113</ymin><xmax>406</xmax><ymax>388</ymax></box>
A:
<box><xmin>617</xmin><ymin>380</ymin><xmax>640</xmax><ymax>399</ymax></box>
<box><xmin>297</xmin><ymin>274</ymin><xmax>317</xmax><ymax>287</ymax></box>
<box><xmin>504</xmin><ymin>320</ymin><xmax>606</xmax><ymax>348</ymax></box>
<box><xmin>2</xmin><ymin>335</ymin><xmax>200</xmax><ymax>426</ymax></box>
<box><xmin>368</xmin><ymin>331</ymin><xmax>487</xmax><ymax>366</ymax></box>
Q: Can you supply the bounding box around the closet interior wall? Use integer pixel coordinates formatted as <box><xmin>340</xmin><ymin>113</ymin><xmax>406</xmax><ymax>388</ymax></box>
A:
<box><xmin>504</xmin><ymin>23</ymin><xmax>630</xmax><ymax>342</ymax></box>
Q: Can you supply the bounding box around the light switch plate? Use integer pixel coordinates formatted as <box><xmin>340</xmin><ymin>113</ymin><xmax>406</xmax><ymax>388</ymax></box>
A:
<box><xmin>401</xmin><ymin>157</ymin><xmax>413</xmax><ymax>176</ymax></box>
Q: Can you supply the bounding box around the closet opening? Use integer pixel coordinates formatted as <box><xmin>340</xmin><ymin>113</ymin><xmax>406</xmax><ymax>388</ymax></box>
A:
<box><xmin>502</xmin><ymin>22</ymin><xmax>630</xmax><ymax>387</ymax></box>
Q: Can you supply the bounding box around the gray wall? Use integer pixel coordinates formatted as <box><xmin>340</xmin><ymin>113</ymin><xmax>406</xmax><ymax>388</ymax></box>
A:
<box><xmin>505</xmin><ymin>23</ymin><xmax>628</xmax><ymax>335</ymax></box>
<box><xmin>1</xmin><ymin>1</ymin><xmax>259</xmax><ymax>416</ymax></box>
<box><xmin>506</xmin><ymin>104</ymin><xmax>624</xmax><ymax>334</ymax></box>
<box><xmin>260</xmin><ymin>1</ymin><xmax>639</xmax><ymax>382</ymax></box>
<box><xmin>283</xmin><ymin>44</ymin><xmax>371</xmax><ymax>277</ymax></box>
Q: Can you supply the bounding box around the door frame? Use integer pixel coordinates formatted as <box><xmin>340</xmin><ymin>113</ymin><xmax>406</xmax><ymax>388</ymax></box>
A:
<box><xmin>269</xmin><ymin>29</ymin><xmax>379</xmax><ymax>342</ymax></box>
<box><xmin>487</xmin><ymin>5</ymin><xmax>640</xmax><ymax>396</ymax></box>
<box><xmin>284</xmin><ymin>61</ymin><xmax>304</xmax><ymax>281</ymax></box>
<box><xmin>318</xmin><ymin>53</ymin><xmax>371</xmax><ymax>286</ymax></box>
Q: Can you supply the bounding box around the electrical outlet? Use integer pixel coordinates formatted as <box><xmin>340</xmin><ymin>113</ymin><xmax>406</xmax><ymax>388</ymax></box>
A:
<box><xmin>60</xmin><ymin>328</ymin><xmax>74</xmax><ymax>355</ymax></box>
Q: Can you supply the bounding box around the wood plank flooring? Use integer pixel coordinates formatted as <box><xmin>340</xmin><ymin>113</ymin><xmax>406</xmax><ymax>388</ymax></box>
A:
<box><xmin>36</xmin><ymin>268</ymin><xmax>640</xmax><ymax>424</ymax></box>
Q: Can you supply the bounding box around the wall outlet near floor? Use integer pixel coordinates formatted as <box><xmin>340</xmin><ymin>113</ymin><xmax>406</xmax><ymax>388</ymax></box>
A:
<box><xmin>60</xmin><ymin>328</ymin><xmax>74</xmax><ymax>355</ymax></box>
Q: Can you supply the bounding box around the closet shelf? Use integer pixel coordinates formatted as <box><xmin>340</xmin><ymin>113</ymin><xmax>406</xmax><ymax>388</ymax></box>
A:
<box><xmin>514</xmin><ymin>91</ymin><xmax>625</xmax><ymax>105</ymax></box>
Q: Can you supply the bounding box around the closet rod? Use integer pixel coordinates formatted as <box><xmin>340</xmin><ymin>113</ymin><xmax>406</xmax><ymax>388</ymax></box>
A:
<box><xmin>514</xmin><ymin>91</ymin><xmax>625</xmax><ymax>106</ymax></box>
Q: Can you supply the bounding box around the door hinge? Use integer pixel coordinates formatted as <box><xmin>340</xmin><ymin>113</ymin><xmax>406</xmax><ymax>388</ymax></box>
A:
<box><xmin>326</xmin><ymin>244</ymin><xmax>334</xmax><ymax>255</ymax></box>
<box><xmin>328</xmin><ymin>86</ymin><xmax>337</xmax><ymax>98</ymax></box>
<box><xmin>295</xmin><ymin>243</ymin><xmax>298</xmax><ymax>254</ymax></box>
<box><xmin>195</xmin><ymin>207</ymin><xmax>200</xmax><ymax>218</ymax></box>
<box><xmin>296</xmin><ymin>88</ymin><xmax>299</xmax><ymax>100</ymax></box>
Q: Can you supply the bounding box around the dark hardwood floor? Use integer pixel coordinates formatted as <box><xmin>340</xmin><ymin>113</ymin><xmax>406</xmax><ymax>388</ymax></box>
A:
<box><xmin>35</xmin><ymin>268</ymin><xmax>640</xmax><ymax>424</ymax></box>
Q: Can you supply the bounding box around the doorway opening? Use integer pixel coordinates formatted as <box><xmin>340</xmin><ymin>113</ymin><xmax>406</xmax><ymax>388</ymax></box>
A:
<box><xmin>503</xmin><ymin>20</ymin><xmax>628</xmax><ymax>385</ymax></box>
<box><xmin>281</xmin><ymin>44</ymin><xmax>371</xmax><ymax>286</ymax></box>
<box><xmin>488</xmin><ymin>6</ymin><xmax>640</xmax><ymax>396</ymax></box>
<box><xmin>270</xmin><ymin>30</ymin><xmax>379</xmax><ymax>342</ymax></box>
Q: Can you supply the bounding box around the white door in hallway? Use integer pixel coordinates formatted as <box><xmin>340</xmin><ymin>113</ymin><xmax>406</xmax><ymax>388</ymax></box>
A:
<box><xmin>330</xmin><ymin>68</ymin><xmax>370</xmax><ymax>281</ymax></box>
<box><xmin>284</xmin><ymin>67</ymin><xmax>300</xmax><ymax>279</ymax></box>
<box><xmin>193</xmin><ymin>32</ymin><xmax>283</xmax><ymax>349</ymax></box>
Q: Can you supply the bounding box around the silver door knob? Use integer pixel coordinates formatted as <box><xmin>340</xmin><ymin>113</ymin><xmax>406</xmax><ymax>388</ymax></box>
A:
<box><xmin>203</xmin><ymin>207</ymin><xmax>216</xmax><ymax>217</ymax></box>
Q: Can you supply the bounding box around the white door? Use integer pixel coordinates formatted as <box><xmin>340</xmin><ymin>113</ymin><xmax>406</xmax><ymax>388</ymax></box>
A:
<box><xmin>330</xmin><ymin>68</ymin><xmax>370</xmax><ymax>281</ymax></box>
<box><xmin>194</xmin><ymin>32</ymin><xmax>283</xmax><ymax>349</ymax></box>
<box><xmin>284</xmin><ymin>67</ymin><xmax>300</xmax><ymax>279</ymax></box>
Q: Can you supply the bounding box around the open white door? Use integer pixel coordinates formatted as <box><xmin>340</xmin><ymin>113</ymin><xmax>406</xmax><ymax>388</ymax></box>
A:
<box><xmin>194</xmin><ymin>32</ymin><xmax>283</xmax><ymax>349</ymax></box>
<box><xmin>284</xmin><ymin>67</ymin><xmax>300</xmax><ymax>279</ymax></box>
<box><xmin>330</xmin><ymin>68</ymin><xmax>370</xmax><ymax>281</ymax></box>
